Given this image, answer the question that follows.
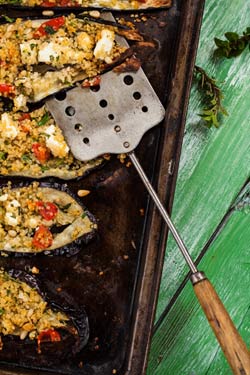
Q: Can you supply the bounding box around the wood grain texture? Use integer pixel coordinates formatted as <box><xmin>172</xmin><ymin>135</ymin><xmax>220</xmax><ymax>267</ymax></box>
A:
<box><xmin>155</xmin><ymin>0</ymin><xmax>250</xmax><ymax>319</ymax></box>
<box><xmin>148</xmin><ymin>211</ymin><xmax>250</xmax><ymax>374</ymax></box>
<box><xmin>193</xmin><ymin>279</ymin><xmax>250</xmax><ymax>375</ymax></box>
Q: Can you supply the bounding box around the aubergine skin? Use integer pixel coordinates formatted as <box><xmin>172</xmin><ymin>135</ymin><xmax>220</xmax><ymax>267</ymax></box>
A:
<box><xmin>0</xmin><ymin>270</ymin><xmax>89</xmax><ymax>366</ymax></box>
<box><xmin>0</xmin><ymin>181</ymin><xmax>98</xmax><ymax>257</ymax></box>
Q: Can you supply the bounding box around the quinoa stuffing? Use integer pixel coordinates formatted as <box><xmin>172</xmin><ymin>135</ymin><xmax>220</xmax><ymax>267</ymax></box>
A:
<box><xmin>0</xmin><ymin>270</ymin><xmax>69</xmax><ymax>345</ymax></box>
<box><xmin>0</xmin><ymin>106</ymin><xmax>103</xmax><ymax>179</ymax></box>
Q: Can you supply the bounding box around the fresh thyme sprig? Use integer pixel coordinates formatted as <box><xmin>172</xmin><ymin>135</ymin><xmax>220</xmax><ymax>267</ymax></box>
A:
<box><xmin>214</xmin><ymin>27</ymin><xmax>250</xmax><ymax>58</ymax></box>
<box><xmin>193</xmin><ymin>65</ymin><xmax>228</xmax><ymax>128</ymax></box>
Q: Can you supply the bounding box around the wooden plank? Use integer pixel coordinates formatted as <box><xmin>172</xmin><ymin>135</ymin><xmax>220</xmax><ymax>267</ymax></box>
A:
<box><xmin>148</xmin><ymin>208</ymin><xmax>250</xmax><ymax>374</ymax></box>
<box><xmin>155</xmin><ymin>0</ymin><xmax>250</xmax><ymax>320</ymax></box>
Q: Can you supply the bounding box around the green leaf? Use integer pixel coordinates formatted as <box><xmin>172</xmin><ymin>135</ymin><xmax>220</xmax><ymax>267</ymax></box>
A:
<box><xmin>225</xmin><ymin>32</ymin><xmax>239</xmax><ymax>42</ymax></box>
<box><xmin>193</xmin><ymin>65</ymin><xmax>227</xmax><ymax>128</ymax></box>
<box><xmin>214</xmin><ymin>37</ymin><xmax>229</xmax><ymax>48</ymax></box>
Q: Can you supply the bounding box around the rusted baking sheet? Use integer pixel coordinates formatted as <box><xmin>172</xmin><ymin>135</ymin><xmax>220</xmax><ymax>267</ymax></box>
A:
<box><xmin>0</xmin><ymin>0</ymin><xmax>205</xmax><ymax>374</ymax></box>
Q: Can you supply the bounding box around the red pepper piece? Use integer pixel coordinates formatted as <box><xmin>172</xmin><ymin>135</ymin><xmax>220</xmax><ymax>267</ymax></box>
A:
<box><xmin>33</xmin><ymin>16</ymin><xmax>65</xmax><ymax>38</ymax></box>
<box><xmin>32</xmin><ymin>143</ymin><xmax>51</xmax><ymax>164</ymax></box>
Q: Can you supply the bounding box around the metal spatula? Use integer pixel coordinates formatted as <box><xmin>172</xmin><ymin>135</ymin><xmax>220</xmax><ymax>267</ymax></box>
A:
<box><xmin>46</xmin><ymin>66</ymin><xmax>250</xmax><ymax>374</ymax></box>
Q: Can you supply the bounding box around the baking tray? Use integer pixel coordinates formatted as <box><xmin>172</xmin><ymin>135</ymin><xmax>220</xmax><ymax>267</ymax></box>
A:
<box><xmin>0</xmin><ymin>0</ymin><xmax>205</xmax><ymax>374</ymax></box>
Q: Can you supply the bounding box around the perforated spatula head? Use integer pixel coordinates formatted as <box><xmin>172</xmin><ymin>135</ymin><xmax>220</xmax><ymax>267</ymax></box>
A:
<box><xmin>46</xmin><ymin>67</ymin><xmax>165</xmax><ymax>161</ymax></box>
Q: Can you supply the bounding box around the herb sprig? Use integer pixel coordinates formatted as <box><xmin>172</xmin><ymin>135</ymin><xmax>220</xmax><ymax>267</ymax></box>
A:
<box><xmin>214</xmin><ymin>27</ymin><xmax>250</xmax><ymax>58</ymax></box>
<box><xmin>193</xmin><ymin>65</ymin><xmax>228</xmax><ymax>128</ymax></box>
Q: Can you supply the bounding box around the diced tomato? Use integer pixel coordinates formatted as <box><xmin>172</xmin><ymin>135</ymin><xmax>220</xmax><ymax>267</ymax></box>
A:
<box><xmin>32</xmin><ymin>225</ymin><xmax>53</xmax><ymax>249</ymax></box>
<box><xmin>38</xmin><ymin>329</ymin><xmax>61</xmax><ymax>343</ymax></box>
<box><xmin>19</xmin><ymin>113</ymin><xmax>31</xmax><ymax>132</ymax></box>
<box><xmin>0</xmin><ymin>84</ymin><xmax>15</xmax><ymax>95</ymax></box>
<box><xmin>41</xmin><ymin>0</ymin><xmax>73</xmax><ymax>5</ymax></box>
<box><xmin>33</xmin><ymin>16</ymin><xmax>65</xmax><ymax>38</ymax></box>
<box><xmin>82</xmin><ymin>76</ymin><xmax>101</xmax><ymax>88</ymax></box>
<box><xmin>59</xmin><ymin>0</ymin><xmax>74</xmax><ymax>5</ymax></box>
<box><xmin>36</xmin><ymin>201</ymin><xmax>58</xmax><ymax>221</ymax></box>
<box><xmin>32</xmin><ymin>143</ymin><xmax>51</xmax><ymax>164</ymax></box>
<box><xmin>19</xmin><ymin>113</ymin><xmax>31</xmax><ymax>122</ymax></box>
<box><xmin>37</xmin><ymin>329</ymin><xmax>61</xmax><ymax>353</ymax></box>
<box><xmin>40</xmin><ymin>0</ymin><xmax>56</xmax><ymax>6</ymax></box>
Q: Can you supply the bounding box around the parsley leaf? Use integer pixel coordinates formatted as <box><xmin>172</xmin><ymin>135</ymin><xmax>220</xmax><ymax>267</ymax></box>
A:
<box><xmin>214</xmin><ymin>27</ymin><xmax>250</xmax><ymax>58</ymax></box>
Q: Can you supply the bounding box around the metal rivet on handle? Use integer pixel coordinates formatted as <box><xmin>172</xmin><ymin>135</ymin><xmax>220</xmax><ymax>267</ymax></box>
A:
<box><xmin>114</xmin><ymin>126</ymin><xmax>121</xmax><ymax>132</ymax></box>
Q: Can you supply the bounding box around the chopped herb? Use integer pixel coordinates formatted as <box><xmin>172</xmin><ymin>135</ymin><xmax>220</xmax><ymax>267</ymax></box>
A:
<box><xmin>40</xmin><ymin>165</ymin><xmax>49</xmax><ymax>172</ymax></box>
<box><xmin>21</xmin><ymin>154</ymin><xmax>32</xmax><ymax>162</ymax></box>
<box><xmin>30</xmin><ymin>43</ymin><xmax>37</xmax><ymax>50</ymax></box>
<box><xmin>193</xmin><ymin>65</ymin><xmax>228</xmax><ymax>128</ymax></box>
<box><xmin>0</xmin><ymin>308</ymin><xmax>5</xmax><ymax>315</ymax></box>
<box><xmin>81</xmin><ymin>213</ymin><xmax>86</xmax><ymax>219</ymax></box>
<box><xmin>45</xmin><ymin>25</ymin><xmax>56</xmax><ymax>35</ymax></box>
<box><xmin>1</xmin><ymin>15</ymin><xmax>14</xmax><ymax>23</ymax></box>
<box><xmin>58</xmin><ymin>203</ymin><xmax>71</xmax><ymax>213</ymax></box>
<box><xmin>55</xmin><ymin>158</ymin><xmax>65</xmax><ymax>166</ymax></box>
<box><xmin>40</xmin><ymin>132</ymin><xmax>50</xmax><ymax>138</ymax></box>
<box><xmin>214</xmin><ymin>27</ymin><xmax>250</xmax><ymax>58</ymax></box>
<box><xmin>37</xmin><ymin>112</ymin><xmax>50</xmax><ymax>127</ymax></box>
<box><xmin>0</xmin><ymin>151</ymin><xmax>7</xmax><ymax>160</ymax></box>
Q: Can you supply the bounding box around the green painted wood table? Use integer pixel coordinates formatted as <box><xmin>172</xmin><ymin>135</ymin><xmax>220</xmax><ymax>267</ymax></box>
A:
<box><xmin>147</xmin><ymin>0</ymin><xmax>250</xmax><ymax>374</ymax></box>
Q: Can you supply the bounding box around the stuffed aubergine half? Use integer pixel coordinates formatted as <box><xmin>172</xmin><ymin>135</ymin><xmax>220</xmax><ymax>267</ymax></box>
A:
<box><xmin>0</xmin><ymin>269</ymin><xmax>89</xmax><ymax>363</ymax></box>
<box><xmin>0</xmin><ymin>13</ymin><xmax>132</xmax><ymax>111</ymax></box>
<box><xmin>0</xmin><ymin>182</ymin><xmax>97</xmax><ymax>255</ymax></box>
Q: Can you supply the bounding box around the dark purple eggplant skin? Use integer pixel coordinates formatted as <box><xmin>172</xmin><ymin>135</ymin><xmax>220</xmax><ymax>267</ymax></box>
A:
<box><xmin>0</xmin><ymin>181</ymin><xmax>98</xmax><ymax>257</ymax></box>
<box><xmin>0</xmin><ymin>269</ymin><xmax>89</xmax><ymax>366</ymax></box>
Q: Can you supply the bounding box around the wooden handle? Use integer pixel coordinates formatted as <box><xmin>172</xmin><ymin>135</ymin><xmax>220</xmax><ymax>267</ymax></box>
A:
<box><xmin>193</xmin><ymin>278</ymin><xmax>250</xmax><ymax>375</ymax></box>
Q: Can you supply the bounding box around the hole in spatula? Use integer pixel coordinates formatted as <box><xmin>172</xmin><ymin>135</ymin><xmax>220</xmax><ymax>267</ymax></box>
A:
<box><xmin>108</xmin><ymin>114</ymin><xmax>114</xmax><ymax>120</ymax></box>
<box><xmin>55</xmin><ymin>91</ymin><xmax>67</xmax><ymax>101</ymax></box>
<box><xmin>123</xmin><ymin>75</ymin><xmax>133</xmax><ymax>85</ymax></box>
<box><xmin>99</xmin><ymin>99</ymin><xmax>108</xmax><ymax>108</ymax></box>
<box><xmin>142</xmin><ymin>106</ymin><xmax>148</xmax><ymax>113</ymax></box>
<box><xmin>65</xmin><ymin>106</ymin><xmax>75</xmax><ymax>116</ymax></box>
<box><xmin>90</xmin><ymin>85</ymin><xmax>100</xmax><ymax>92</ymax></box>
<box><xmin>133</xmin><ymin>92</ymin><xmax>141</xmax><ymax>100</ymax></box>
<box><xmin>83</xmin><ymin>137</ymin><xmax>90</xmax><ymax>145</ymax></box>
<box><xmin>75</xmin><ymin>123</ymin><xmax>83</xmax><ymax>132</ymax></box>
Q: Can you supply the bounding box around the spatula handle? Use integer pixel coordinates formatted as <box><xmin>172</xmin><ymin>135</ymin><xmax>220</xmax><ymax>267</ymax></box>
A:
<box><xmin>129</xmin><ymin>151</ymin><xmax>250</xmax><ymax>374</ymax></box>
<box><xmin>192</xmin><ymin>274</ymin><xmax>250</xmax><ymax>375</ymax></box>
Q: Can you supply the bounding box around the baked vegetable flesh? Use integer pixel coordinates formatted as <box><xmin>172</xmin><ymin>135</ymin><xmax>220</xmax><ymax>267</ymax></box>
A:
<box><xmin>0</xmin><ymin>182</ymin><xmax>97</xmax><ymax>254</ymax></box>
<box><xmin>0</xmin><ymin>105</ymin><xmax>104</xmax><ymax>179</ymax></box>
<box><xmin>0</xmin><ymin>14</ymin><xmax>127</xmax><ymax>111</ymax></box>
<box><xmin>0</xmin><ymin>269</ymin><xmax>89</xmax><ymax>360</ymax></box>
<box><xmin>0</xmin><ymin>0</ymin><xmax>171</xmax><ymax>10</ymax></box>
